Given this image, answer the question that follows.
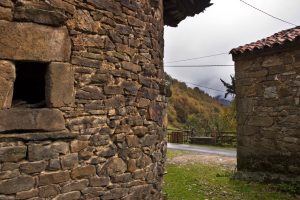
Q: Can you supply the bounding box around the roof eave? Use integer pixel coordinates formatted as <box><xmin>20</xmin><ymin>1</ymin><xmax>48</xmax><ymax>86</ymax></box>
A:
<box><xmin>164</xmin><ymin>0</ymin><xmax>212</xmax><ymax>27</ymax></box>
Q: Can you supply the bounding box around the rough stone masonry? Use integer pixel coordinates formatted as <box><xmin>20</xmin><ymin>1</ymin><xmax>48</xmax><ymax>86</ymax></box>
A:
<box><xmin>0</xmin><ymin>0</ymin><xmax>211</xmax><ymax>199</ymax></box>
<box><xmin>231</xmin><ymin>27</ymin><xmax>300</xmax><ymax>183</ymax></box>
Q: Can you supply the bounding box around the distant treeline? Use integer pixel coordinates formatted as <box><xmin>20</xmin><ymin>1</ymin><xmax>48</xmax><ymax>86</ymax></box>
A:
<box><xmin>166</xmin><ymin>74</ymin><xmax>236</xmax><ymax>135</ymax></box>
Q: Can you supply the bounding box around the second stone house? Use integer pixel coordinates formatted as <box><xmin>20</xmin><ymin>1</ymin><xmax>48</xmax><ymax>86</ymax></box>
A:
<box><xmin>231</xmin><ymin>26</ymin><xmax>300</xmax><ymax>183</ymax></box>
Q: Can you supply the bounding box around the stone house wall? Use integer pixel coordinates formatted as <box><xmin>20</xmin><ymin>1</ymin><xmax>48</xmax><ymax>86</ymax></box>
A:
<box><xmin>0</xmin><ymin>0</ymin><xmax>168</xmax><ymax>199</ymax></box>
<box><xmin>233</xmin><ymin>43</ymin><xmax>300</xmax><ymax>182</ymax></box>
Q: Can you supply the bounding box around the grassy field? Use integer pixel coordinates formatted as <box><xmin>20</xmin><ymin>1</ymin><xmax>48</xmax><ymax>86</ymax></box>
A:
<box><xmin>163</xmin><ymin>150</ymin><xmax>296</xmax><ymax>200</ymax></box>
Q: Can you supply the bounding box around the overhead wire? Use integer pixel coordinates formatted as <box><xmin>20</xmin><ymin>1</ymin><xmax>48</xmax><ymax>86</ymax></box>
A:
<box><xmin>164</xmin><ymin>52</ymin><xmax>229</xmax><ymax>64</ymax></box>
<box><xmin>164</xmin><ymin>0</ymin><xmax>297</xmax><ymax>95</ymax></box>
<box><xmin>240</xmin><ymin>0</ymin><xmax>297</xmax><ymax>27</ymax></box>
<box><xmin>165</xmin><ymin>64</ymin><xmax>234</xmax><ymax>68</ymax></box>
<box><xmin>184</xmin><ymin>81</ymin><xmax>227</xmax><ymax>93</ymax></box>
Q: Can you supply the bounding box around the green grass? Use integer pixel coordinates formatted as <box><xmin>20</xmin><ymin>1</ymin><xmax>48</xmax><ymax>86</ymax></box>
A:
<box><xmin>163</xmin><ymin>150</ymin><xmax>295</xmax><ymax>200</ymax></box>
<box><xmin>166</xmin><ymin>149</ymin><xmax>196</xmax><ymax>160</ymax></box>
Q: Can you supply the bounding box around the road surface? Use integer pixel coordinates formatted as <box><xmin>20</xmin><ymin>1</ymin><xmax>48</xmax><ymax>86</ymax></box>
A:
<box><xmin>167</xmin><ymin>143</ymin><xmax>236</xmax><ymax>157</ymax></box>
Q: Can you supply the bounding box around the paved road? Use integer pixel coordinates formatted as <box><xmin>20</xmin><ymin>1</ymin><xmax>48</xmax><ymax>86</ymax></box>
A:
<box><xmin>167</xmin><ymin>143</ymin><xmax>237</xmax><ymax>157</ymax></box>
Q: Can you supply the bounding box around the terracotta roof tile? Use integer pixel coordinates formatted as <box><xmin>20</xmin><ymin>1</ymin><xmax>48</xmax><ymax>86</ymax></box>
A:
<box><xmin>230</xmin><ymin>26</ymin><xmax>300</xmax><ymax>55</ymax></box>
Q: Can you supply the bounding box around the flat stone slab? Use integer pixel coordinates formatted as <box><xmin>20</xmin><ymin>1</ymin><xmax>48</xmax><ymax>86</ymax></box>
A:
<box><xmin>0</xmin><ymin>108</ymin><xmax>66</xmax><ymax>133</ymax></box>
<box><xmin>0</xmin><ymin>21</ymin><xmax>71</xmax><ymax>62</ymax></box>
<box><xmin>0</xmin><ymin>131</ymin><xmax>77</xmax><ymax>142</ymax></box>
<box><xmin>46</xmin><ymin>62</ymin><xmax>75</xmax><ymax>107</ymax></box>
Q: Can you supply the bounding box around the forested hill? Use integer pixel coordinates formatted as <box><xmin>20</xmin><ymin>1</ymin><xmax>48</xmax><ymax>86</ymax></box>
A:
<box><xmin>166</xmin><ymin>74</ymin><xmax>236</xmax><ymax>133</ymax></box>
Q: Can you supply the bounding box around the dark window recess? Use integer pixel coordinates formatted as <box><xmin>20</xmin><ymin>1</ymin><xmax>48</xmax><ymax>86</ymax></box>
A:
<box><xmin>12</xmin><ymin>62</ymin><xmax>48</xmax><ymax>108</ymax></box>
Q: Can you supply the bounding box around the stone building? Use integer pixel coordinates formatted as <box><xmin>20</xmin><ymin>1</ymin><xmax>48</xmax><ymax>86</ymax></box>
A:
<box><xmin>0</xmin><ymin>0</ymin><xmax>211</xmax><ymax>199</ymax></box>
<box><xmin>231</xmin><ymin>27</ymin><xmax>300</xmax><ymax>182</ymax></box>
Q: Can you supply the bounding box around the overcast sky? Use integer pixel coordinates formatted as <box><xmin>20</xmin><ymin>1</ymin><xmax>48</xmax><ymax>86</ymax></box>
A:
<box><xmin>164</xmin><ymin>0</ymin><xmax>300</xmax><ymax>99</ymax></box>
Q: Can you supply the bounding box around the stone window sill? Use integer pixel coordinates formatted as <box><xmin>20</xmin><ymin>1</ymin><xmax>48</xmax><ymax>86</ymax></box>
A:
<box><xmin>0</xmin><ymin>131</ymin><xmax>77</xmax><ymax>142</ymax></box>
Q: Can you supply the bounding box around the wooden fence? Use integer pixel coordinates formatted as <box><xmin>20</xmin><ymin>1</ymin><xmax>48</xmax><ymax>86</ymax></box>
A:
<box><xmin>167</xmin><ymin>129</ymin><xmax>194</xmax><ymax>144</ymax></box>
<box><xmin>215</xmin><ymin>132</ymin><xmax>237</xmax><ymax>145</ymax></box>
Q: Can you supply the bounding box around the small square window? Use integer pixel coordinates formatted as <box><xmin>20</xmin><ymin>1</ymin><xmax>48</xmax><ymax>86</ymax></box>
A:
<box><xmin>13</xmin><ymin>62</ymin><xmax>48</xmax><ymax>108</ymax></box>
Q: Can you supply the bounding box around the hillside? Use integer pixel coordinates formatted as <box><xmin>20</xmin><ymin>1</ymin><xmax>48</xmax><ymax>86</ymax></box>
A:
<box><xmin>166</xmin><ymin>74</ymin><xmax>236</xmax><ymax>134</ymax></box>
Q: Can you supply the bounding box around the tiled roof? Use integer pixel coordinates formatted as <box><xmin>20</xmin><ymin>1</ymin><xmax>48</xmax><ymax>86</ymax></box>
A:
<box><xmin>230</xmin><ymin>26</ymin><xmax>300</xmax><ymax>55</ymax></box>
<box><xmin>164</xmin><ymin>0</ymin><xmax>212</xmax><ymax>27</ymax></box>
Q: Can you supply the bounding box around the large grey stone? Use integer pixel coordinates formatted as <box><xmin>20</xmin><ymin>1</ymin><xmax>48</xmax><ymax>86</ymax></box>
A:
<box><xmin>0</xmin><ymin>176</ymin><xmax>34</xmax><ymax>194</ymax></box>
<box><xmin>14</xmin><ymin>0</ymin><xmax>68</xmax><ymax>26</ymax></box>
<box><xmin>71</xmin><ymin>166</ymin><xmax>96</xmax><ymax>179</ymax></box>
<box><xmin>0</xmin><ymin>21</ymin><xmax>71</xmax><ymax>62</ymax></box>
<box><xmin>46</xmin><ymin>62</ymin><xmax>74</xmax><ymax>107</ymax></box>
<box><xmin>98</xmin><ymin>157</ymin><xmax>127</xmax><ymax>176</ymax></box>
<box><xmin>28</xmin><ymin>141</ymin><xmax>69</xmax><ymax>161</ymax></box>
<box><xmin>0</xmin><ymin>146</ymin><xmax>27</xmax><ymax>162</ymax></box>
<box><xmin>0</xmin><ymin>108</ymin><xmax>66</xmax><ymax>133</ymax></box>
<box><xmin>0</xmin><ymin>60</ymin><xmax>15</xmax><ymax>109</ymax></box>
<box><xmin>20</xmin><ymin>161</ymin><xmax>47</xmax><ymax>174</ymax></box>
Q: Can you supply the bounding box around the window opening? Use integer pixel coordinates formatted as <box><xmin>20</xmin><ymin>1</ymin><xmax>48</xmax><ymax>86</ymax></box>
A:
<box><xmin>12</xmin><ymin>62</ymin><xmax>48</xmax><ymax>108</ymax></box>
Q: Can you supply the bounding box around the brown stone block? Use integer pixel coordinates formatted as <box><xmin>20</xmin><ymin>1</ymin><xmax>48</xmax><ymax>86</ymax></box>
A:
<box><xmin>39</xmin><ymin>171</ymin><xmax>70</xmax><ymax>186</ymax></box>
<box><xmin>89</xmin><ymin>176</ymin><xmax>110</xmax><ymax>187</ymax></box>
<box><xmin>38</xmin><ymin>185</ymin><xmax>60</xmax><ymax>198</ymax></box>
<box><xmin>72</xmin><ymin>34</ymin><xmax>105</xmax><ymax>48</ymax></box>
<box><xmin>128</xmin><ymin>16</ymin><xmax>144</xmax><ymax>27</ymax></box>
<box><xmin>46</xmin><ymin>62</ymin><xmax>75</xmax><ymax>107</ymax></box>
<box><xmin>53</xmin><ymin>191</ymin><xmax>81</xmax><ymax>200</ymax></box>
<box><xmin>132</xmin><ymin>126</ymin><xmax>148</xmax><ymax>137</ymax></box>
<box><xmin>98</xmin><ymin>157</ymin><xmax>127</xmax><ymax>176</ymax></box>
<box><xmin>71</xmin><ymin>56</ymin><xmax>101</xmax><ymax>68</ymax></box>
<box><xmin>0</xmin><ymin>146</ymin><xmax>27</xmax><ymax>162</ymax></box>
<box><xmin>16</xmin><ymin>189</ymin><xmax>39</xmax><ymax>200</ymax></box>
<box><xmin>47</xmin><ymin>0</ymin><xmax>75</xmax><ymax>15</ymax></box>
<box><xmin>122</xmin><ymin>61</ymin><xmax>141</xmax><ymax>73</ymax></box>
<box><xmin>0</xmin><ymin>21</ymin><xmax>71</xmax><ymax>62</ymax></box>
<box><xmin>126</xmin><ymin>135</ymin><xmax>140</xmax><ymax>147</ymax></box>
<box><xmin>61</xmin><ymin>153</ymin><xmax>78</xmax><ymax>170</ymax></box>
<box><xmin>0</xmin><ymin>108</ymin><xmax>66</xmax><ymax>133</ymax></box>
<box><xmin>0</xmin><ymin>6</ymin><xmax>12</xmax><ymax>21</ymax></box>
<box><xmin>0</xmin><ymin>176</ymin><xmax>35</xmax><ymax>194</ymax></box>
<box><xmin>0</xmin><ymin>0</ymin><xmax>12</xmax><ymax>8</ymax></box>
<box><xmin>141</xmin><ymin>135</ymin><xmax>158</xmax><ymax>147</ymax></box>
<box><xmin>101</xmin><ymin>188</ymin><xmax>129</xmax><ymax>200</ymax></box>
<box><xmin>104</xmin><ymin>85</ymin><xmax>124</xmax><ymax>95</ymax></box>
<box><xmin>76</xmin><ymin>86</ymin><xmax>105</xmax><ymax>100</ymax></box>
<box><xmin>149</xmin><ymin>102</ymin><xmax>164</xmax><ymax>125</ymax></box>
<box><xmin>87</xmin><ymin>0</ymin><xmax>122</xmax><ymax>14</ymax></box>
<box><xmin>20</xmin><ymin>161</ymin><xmax>47</xmax><ymax>174</ymax></box>
<box><xmin>111</xmin><ymin>173</ymin><xmax>132</xmax><ymax>183</ymax></box>
<box><xmin>28</xmin><ymin>141</ymin><xmax>69</xmax><ymax>161</ymax></box>
<box><xmin>81</xmin><ymin>187</ymin><xmax>106</xmax><ymax>198</ymax></box>
<box><xmin>104</xmin><ymin>95</ymin><xmax>126</xmax><ymax>108</ymax></box>
<box><xmin>0</xmin><ymin>60</ymin><xmax>15</xmax><ymax>109</ymax></box>
<box><xmin>13</xmin><ymin>1</ymin><xmax>68</xmax><ymax>26</ymax></box>
<box><xmin>262</xmin><ymin>55</ymin><xmax>283</xmax><ymax>67</ymax></box>
<box><xmin>0</xmin><ymin>169</ymin><xmax>20</xmax><ymax>180</ymax></box>
<box><xmin>122</xmin><ymin>81</ymin><xmax>141</xmax><ymax>95</ymax></box>
<box><xmin>71</xmin><ymin>166</ymin><xmax>96</xmax><ymax>179</ymax></box>
<box><xmin>61</xmin><ymin>179</ymin><xmax>89</xmax><ymax>193</ymax></box>
<box><xmin>248</xmin><ymin>116</ymin><xmax>273</xmax><ymax>127</ymax></box>
<box><xmin>70</xmin><ymin>140</ymin><xmax>89</xmax><ymax>152</ymax></box>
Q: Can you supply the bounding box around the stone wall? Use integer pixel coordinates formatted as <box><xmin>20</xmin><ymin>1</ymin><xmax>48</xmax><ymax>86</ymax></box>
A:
<box><xmin>234</xmin><ymin>46</ymin><xmax>300</xmax><ymax>182</ymax></box>
<box><xmin>0</xmin><ymin>0</ymin><xmax>167</xmax><ymax>199</ymax></box>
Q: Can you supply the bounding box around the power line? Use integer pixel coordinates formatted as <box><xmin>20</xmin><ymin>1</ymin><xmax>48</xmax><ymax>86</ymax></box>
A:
<box><xmin>165</xmin><ymin>64</ymin><xmax>234</xmax><ymax>68</ymax></box>
<box><xmin>240</xmin><ymin>0</ymin><xmax>297</xmax><ymax>27</ymax></box>
<box><xmin>164</xmin><ymin>52</ymin><xmax>229</xmax><ymax>64</ymax></box>
<box><xmin>185</xmin><ymin>82</ymin><xmax>227</xmax><ymax>93</ymax></box>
